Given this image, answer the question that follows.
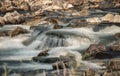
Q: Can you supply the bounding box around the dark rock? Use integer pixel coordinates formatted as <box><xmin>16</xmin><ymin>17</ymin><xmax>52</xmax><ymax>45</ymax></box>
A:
<box><xmin>83</xmin><ymin>44</ymin><xmax>106</xmax><ymax>59</ymax></box>
<box><xmin>9</xmin><ymin>26</ymin><xmax>29</xmax><ymax>37</ymax></box>
<box><xmin>114</xmin><ymin>33</ymin><xmax>120</xmax><ymax>39</ymax></box>
<box><xmin>37</xmin><ymin>49</ymin><xmax>49</xmax><ymax>57</ymax></box>
<box><xmin>0</xmin><ymin>30</ymin><xmax>9</xmax><ymax>36</ymax></box>
<box><xmin>110</xmin><ymin>43</ymin><xmax>120</xmax><ymax>52</ymax></box>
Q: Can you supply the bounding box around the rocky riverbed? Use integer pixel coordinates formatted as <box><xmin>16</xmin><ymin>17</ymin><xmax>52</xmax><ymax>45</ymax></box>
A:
<box><xmin>0</xmin><ymin>0</ymin><xmax>120</xmax><ymax>76</ymax></box>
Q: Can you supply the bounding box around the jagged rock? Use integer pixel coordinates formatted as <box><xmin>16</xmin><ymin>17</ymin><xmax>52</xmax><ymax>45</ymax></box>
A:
<box><xmin>4</xmin><ymin>11</ymin><xmax>25</xmax><ymax>24</ymax></box>
<box><xmin>110</xmin><ymin>43</ymin><xmax>120</xmax><ymax>52</ymax></box>
<box><xmin>0</xmin><ymin>17</ymin><xmax>5</xmax><ymax>27</ymax></box>
<box><xmin>103</xmin><ymin>71</ymin><xmax>120</xmax><ymax>76</ymax></box>
<box><xmin>107</xmin><ymin>60</ymin><xmax>120</xmax><ymax>70</ymax></box>
<box><xmin>9</xmin><ymin>26</ymin><xmax>29</xmax><ymax>37</ymax></box>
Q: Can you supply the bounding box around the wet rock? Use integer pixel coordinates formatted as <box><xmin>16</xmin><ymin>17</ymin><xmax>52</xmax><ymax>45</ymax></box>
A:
<box><xmin>9</xmin><ymin>26</ymin><xmax>29</xmax><ymax>37</ymax></box>
<box><xmin>37</xmin><ymin>49</ymin><xmax>49</xmax><ymax>57</ymax></box>
<box><xmin>52</xmin><ymin>55</ymin><xmax>77</xmax><ymax>69</ymax></box>
<box><xmin>84</xmin><ymin>44</ymin><xmax>106</xmax><ymax>58</ymax></box>
<box><xmin>110</xmin><ymin>43</ymin><xmax>120</xmax><ymax>52</ymax></box>
<box><xmin>107</xmin><ymin>59</ymin><xmax>120</xmax><ymax>70</ymax></box>
<box><xmin>0</xmin><ymin>30</ymin><xmax>9</xmax><ymax>36</ymax></box>
<box><xmin>0</xmin><ymin>17</ymin><xmax>5</xmax><ymax>27</ymax></box>
<box><xmin>4</xmin><ymin>11</ymin><xmax>25</xmax><ymax>24</ymax></box>
<box><xmin>114</xmin><ymin>33</ymin><xmax>120</xmax><ymax>39</ymax></box>
<box><xmin>32</xmin><ymin>57</ymin><xmax>60</xmax><ymax>63</ymax></box>
<box><xmin>103</xmin><ymin>71</ymin><xmax>120</xmax><ymax>76</ymax></box>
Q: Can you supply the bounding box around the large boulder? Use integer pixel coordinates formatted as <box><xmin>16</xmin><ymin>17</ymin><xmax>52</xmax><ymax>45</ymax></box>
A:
<box><xmin>4</xmin><ymin>11</ymin><xmax>25</xmax><ymax>24</ymax></box>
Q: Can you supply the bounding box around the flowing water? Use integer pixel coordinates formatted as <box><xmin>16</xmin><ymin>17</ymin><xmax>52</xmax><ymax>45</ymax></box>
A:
<box><xmin>0</xmin><ymin>10</ymin><xmax>120</xmax><ymax>75</ymax></box>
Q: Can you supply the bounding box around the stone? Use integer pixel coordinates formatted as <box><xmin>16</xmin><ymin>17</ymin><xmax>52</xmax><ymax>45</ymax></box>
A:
<box><xmin>107</xmin><ymin>60</ymin><xmax>120</xmax><ymax>70</ymax></box>
<box><xmin>110</xmin><ymin>43</ymin><xmax>120</xmax><ymax>52</ymax></box>
<box><xmin>102</xmin><ymin>14</ymin><xmax>114</xmax><ymax>22</ymax></box>
<box><xmin>114</xmin><ymin>33</ymin><xmax>120</xmax><ymax>39</ymax></box>
<box><xmin>84</xmin><ymin>44</ymin><xmax>106</xmax><ymax>56</ymax></box>
<box><xmin>0</xmin><ymin>17</ymin><xmax>5</xmax><ymax>27</ymax></box>
<box><xmin>9</xmin><ymin>26</ymin><xmax>29</xmax><ymax>37</ymax></box>
<box><xmin>4</xmin><ymin>11</ymin><xmax>25</xmax><ymax>24</ymax></box>
<box><xmin>112</xmin><ymin>15</ymin><xmax>120</xmax><ymax>23</ymax></box>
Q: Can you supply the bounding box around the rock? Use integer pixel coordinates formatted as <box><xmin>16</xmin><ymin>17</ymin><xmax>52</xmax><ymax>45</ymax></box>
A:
<box><xmin>16</xmin><ymin>1</ymin><xmax>30</xmax><ymax>11</ymax></box>
<box><xmin>37</xmin><ymin>49</ymin><xmax>49</xmax><ymax>57</ymax></box>
<box><xmin>0</xmin><ymin>0</ymin><xmax>14</xmax><ymax>13</ymax></box>
<box><xmin>0</xmin><ymin>17</ymin><xmax>5</xmax><ymax>27</ymax></box>
<box><xmin>112</xmin><ymin>15</ymin><xmax>120</xmax><ymax>23</ymax></box>
<box><xmin>114</xmin><ymin>33</ymin><xmax>120</xmax><ymax>39</ymax></box>
<box><xmin>102</xmin><ymin>14</ymin><xmax>114</xmax><ymax>22</ymax></box>
<box><xmin>84</xmin><ymin>44</ymin><xmax>106</xmax><ymax>57</ymax></box>
<box><xmin>4</xmin><ymin>11</ymin><xmax>25</xmax><ymax>24</ymax></box>
<box><xmin>110</xmin><ymin>43</ymin><xmax>120</xmax><ymax>52</ymax></box>
<box><xmin>9</xmin><ymin>26</ymin><xmax>29</xmax><ymax>37</ymax></box>
<box><xmin>107</xmin><ymin>59</ymin><xmax>120</xmax><ymax>70</ymax></box>
<box><xmin>52</xmin><ymin>55</ymin><xmax>77</xmax><ymax>69</ymax></box>
<box><xmin>85</xmin><ymin>69</ymin><xmax>100</xmax><ymax>76</ymax></box>
<box><xmin>32</xmin><ymin>57</ymin><xmax>60</xmax><ymax>63</ymax></box>
<box><xmin>86</xmin><ymin>17</ymin><xmax>101</xmax><ymax>23</ymax></box>
<box><xmin>0</xmin><ymin>30</ymin><xmax>9</xmax><ymax>36</ymax></box>
<box><xmin>103</xmin><ymin>71</ymin><xmax>120</xmax><ymax>76</ymax></box>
